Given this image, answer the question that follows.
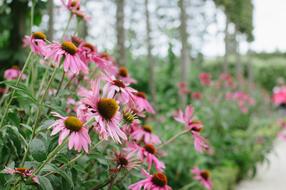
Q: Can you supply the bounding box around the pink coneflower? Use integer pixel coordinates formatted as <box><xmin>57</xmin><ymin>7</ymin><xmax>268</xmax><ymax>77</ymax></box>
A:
<box><xmin>111</xmin><ymin>151</ymin><xmax>141</xmax><ymax>172</ymax></box>
<box><xmin>102</xmin><ymin>75</ymin><xmax>137</xmax><ymax>104</ymax></box>
<box><xmin>46</xmin><ymin>41</ymin><xmax>88</xmax><ymax>75</ymax></box>
<box><xmin>192</xmin><ymin>167</ymin><xmax>212</xmax><ymax>190</ymax></box>
<box><xmin>272</xmin><ymin>86</ymin><xmax>286</xmax><ymax>106</ymax></box>
<box><xmin>126</xmin><ymin>143</ymin><xmax>165</xmax><ymax>171</ymax></box>
<box><xmin>177</xmin><ymin>82</ymin><xmax>191</xmax><ymax>95</ymax></box>
<box><xmin>174</xmin><ymin>105</ymin><xmax>209</xmax><ymax>153</ymax></box>
<box><xmin>199</xmin><ymin>73</ymin><xmax>211</xmax><ymax>86</ymax></box>
<box><xmin>192</xmin><ymin>92</ymin><xmax>202</xmax><ymax>100</ymax></box>
<box><xmin>129</xmin><ymin>169</ymin><xmax>172</xmax><ymax>190</ymax></box>
<box><xmin>78</xmin><ymin>42</ymin><xmax>98</xmax><ymax>63</ymax></box>
<box><xmin>50</xmin><ymin>112</ymin><xmax>91</xmax><ymax>153</ymax></box>
<box><xmin>61</xmin><ymin>0</ymin><xmax>90</xmax><ymax>20</ymax></box>
<box><xmin>116</xmin><ymin>67</ymin><xmax>137</xmax><ymax>84</ymax></box>
<box><xmin>4</xmin><ymin>66</ymin><xmax>26</xmax><ymax>80</ymax></box>
<box><xmin>2</xmin><ymin>167</ymin><xmax>39</xmax><ymax>184</ymax></box>
<box><xmin>225</xmin><ymin>91</ymin><xmax>255</xmax><ymax>113</ymax></box>
<box><xmin>131</xmin><ymin>125</ymin><xmax>161</xmax><ymax>144</ymax></box>
<box><xmin>23</xmin><ymin>32</ymin><xmax>47</xmax><ymax>56</ymax></box>
<box><xmin>131</xmin><ymin>92</ymin><xmax>155</xmax><ymax>114</ymax></box>
<box><xmin>78</xmin><ymin>80</ymin><xmax>127</xmax><ymax>143</ymax></box>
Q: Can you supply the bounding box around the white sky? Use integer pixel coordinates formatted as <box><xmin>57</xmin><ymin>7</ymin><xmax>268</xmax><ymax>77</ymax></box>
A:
<box><xmin>204</xmin><ymin>0</ymin><xmax>286</xmax><ymax>57</ymax></box>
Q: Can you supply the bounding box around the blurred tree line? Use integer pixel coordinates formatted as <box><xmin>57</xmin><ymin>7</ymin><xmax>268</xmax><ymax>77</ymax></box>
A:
<box><xmin>0</xmin><ymin>0</ymin><xmax>254</xmax><ymax>104</ymax></box>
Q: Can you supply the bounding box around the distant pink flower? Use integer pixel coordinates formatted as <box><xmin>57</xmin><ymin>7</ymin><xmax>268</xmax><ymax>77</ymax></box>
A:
<box><xmin>2</xmin><ymin>167</ymin><xmax>39</xmax><ymax>184</ymax></box>
<box><xmin>272</xmin><ymin>86</ymin><xmax>286</xmax><ymax>106</ymax></box>
<box><xmin>23</xmin><ymin>32</ymin><xmax>47</xmax><ymax>56</ymax></box>
<box><xmin>226</xmin><ymin>91</ymin><xmax>255</xmax><ymax>113</ymax></box>
<box><xmin>177</xmin><ymin>82</ymin><xmax>191</xmax><ymax>95</ymax></box>
<box><xmin>116</xmin><ymin>67</ymin><xmax>137</xmax><ymax>84</ymax></box>
<box><xmin>46</xmin><ymin>41</ymin><xmax>88</xmax><ymax>75</ymax></box>
<box><xmin>103</xmin><ymin>75</ymin><xmax>136</xmax><ymax>104</ymax></box>
<box><xmin>131</xmin><ymin>92</ymin><xmax>155</xmax><ymax>114</ymax></box>
<box><xmin>131</xmin><ymin>125</ymin><xmax>161</xmax><ymax>144</ymax></box>
<box><xmin>61</xmin><ymin>0</ymin><xmax>90</xmax><ymax>20</ymax></box>
<box><xmin>78</xmin><ymin>80</ymin><xmax>127</xmax><ymax>143</ymax></box>
<box><xmin>4</xmin><ymin>67</ymin><xmax>26</xmax><ymax>80</ymax></box>
<box><xmin>192</xmin><ymin>92</ymin><xmax>202</xmax><ymax>100</ymax></box>
<box><xmin>199</xmin><ymin>73</ymin><xmax>211</xmax><ymax>86</ymax></box>
<box><xmin>126</xmin><ymin>143</ymin><xmax>165</xmax><ymax>172</ymax></box>
<box><xmin>192</xmin><ymin>167</ymin><xmax>212</xmax><ymax>190</ymax></box>
<box><xmin>0</xmin><ymin>87</ymin><xmax>6</xmax><ymax>95</ymax></box>
<box><xmin>129</xmin><ymin>169</ymin><xmax>172</xmax><ymax>190</ymax></box>
<box><xmin>174</xmin><ymin>105</ymin><xmax>209</xmax><ymax>153</ymax></box>
<box><xmin>50</xmin><ymin>112</ymin><xmax>91</xmax><ymax>153</ymax></box>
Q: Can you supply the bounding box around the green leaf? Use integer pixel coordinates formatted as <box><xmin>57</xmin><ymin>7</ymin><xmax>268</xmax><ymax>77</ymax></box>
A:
<box><xmin>38</xmin><ymin>176</ymin><xmax>54</xmax><ymax>190</ymax></box>
<box><xmin>30</xmin><ymin>138</ymin><xmax>47</xmax><ymax>162</ymax></box>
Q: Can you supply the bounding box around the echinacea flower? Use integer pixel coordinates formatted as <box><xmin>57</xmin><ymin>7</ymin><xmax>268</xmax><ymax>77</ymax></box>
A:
<box><xmin>116</xmin><ymin>67</ymin><xmax>137</xmax><ymax>84</ymax></box>
<box><xmin>174</xmin><ymin>105</ymin><xmax>209</xmax><ymax>152</ymax></box>
<box><xmin>129</xmin><ymin>169</ymin><xmax>172</xmax><ymax>190</ymax></box>
<box><xmin>199</xmin><ymin>73</ymin><xmax>211</xmax><ymax>86</ymax></box>
<box><xmin>61</xmin><ymin>0</ymin><xmax>90</xmax><ymax>20</ymax></box>
<box><xmin>4</xmin><ymin>66</ymin><xmax>26</xmax><ymax>81</ymax></box>
<box><xmin>192</xmin><ymin>167</ymin><xmax>212</xmax><ymax>190</ymax></box>
<box><xmin>103</xmin><ymin>75</ymin><xmax>137</xmax><ymax>104</ymax></box>
<box><xmin>126</xmin><ymin>143</ymin><xmax>165</xmax><ymax>171</ymax></box>
<box><xmin>131</xmin><ymin>125</ymin><xmax>161</xmax><ymax>144</ymax></box>
<box><xmin>78</xmin><ymin>80</ymin><xmax>127</xmax><ymax>143</ymax></box>
<box><xmin>111</xmin><ymin>151</ymin><xmax>141</xmax><ymax>172</ymax></box>
<box><xmin>2</xmin><ymin>167</ymin><xmax>39</xmax><ymax>184</ymax></box>
<box><xmin>46</xmin><ymin>41</ymin><xmax>88</xmax><ymax>75</ymax></box>
<box><xmin>50</xmin><ymin>112</ymin><xmax>91</xmax><ymax>153</ymax></box>
<box><xmin>23</xmin><ymin>32</ymin><xmax>47</xmax><ymax>56</ymax></box>
<box><xmin>131</xmin><ymin>92</ymin><xmax>155</xmax><ymax>114</ymax></box>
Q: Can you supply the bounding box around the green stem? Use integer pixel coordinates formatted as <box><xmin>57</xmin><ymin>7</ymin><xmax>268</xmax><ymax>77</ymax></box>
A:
<box><xmin>62</xmin><ymin>14</ymin><xmax>73</xmax><ymax>39</ymax></box>
<box><xmin>33</xmin><ymin>138</ymin><xmax>68</xmax><ymax>175</ymax></box>
<box><xmin>0</xmin><ymin>51</ymin><xmax>33</xmax><ymax>129</ymax></box>
<box><xmin>55</xmin><ymin>70</ymin><xmax>65</xmax><ymax>96</ymax></box>
<box><xmin>178</xmin><ymin>182</ymin><xmax>196</xmax><ymax>190</ymax></box>
<box><xmin>158</xmin><ymin>130</ymin><xmax>189</xmax><ymax>149</ymax></box>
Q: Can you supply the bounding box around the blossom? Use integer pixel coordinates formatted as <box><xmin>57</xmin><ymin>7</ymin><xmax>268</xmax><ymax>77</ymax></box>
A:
<box><xmin>177</xmin><ymin>82</ymin><xmax>191</xmax><ymax>95</ymax></box>
<box><xmin>174</xmin><ymin>105</ymin><xmax>209</xmax><ymax>152</ymax></box>
<box><xmin>131</xmin><ymin>92</ymin><xmax>155</xmax><ymax>114</ymax></box>
<box><xmin>103</xmin><ymin>75</ymin><xmax>137</xmax><ymax>104</ymax></box>
<box><xmin>192</xmin><ymin>92</ymin><xmax>202</xmax><ymax>100</ymax></box>
<box><xmin>4</xmin><ymin>66</ymin><xmax>26</xmax><ymax>80</ymax></box>
<box><xmin>272</xmin><ymin>86</ymin><xmax>286</xmax><ymax>107</ymax></box>
<box><xmin>50</xmin><ymin>112</ymin><xmax>91</xmax><ymax>153</ymax></box>
<box><xmin>45</xmin><ymin>41</ymin><xmax>88</xmax><ymax>75</ymax></box>
<box><xmin>78</xmin><ymin>80</ymin><xmax>127</xmax><ymax>143</ymax></box>
<box><xmin>192</xmin><ymin>167</ymin><xmax>212</xmax><ymax>190</ymax></box>
<box><xmin>129</xmin><ymin>170</ymin><xmax>172</xmax><ymax>190</ymax></box>
<box><xmin>131</xmin><ymin>125</ymin><xmax>161</xmax><ymax>144</ymax></box>
<box><xmin>23</xmin><ymin>32</ymin><xmax>47</xmax><ymax>56</ymax></box>
<box><xmin>225</xmin><ymin>91</ymin><xmax>255</xmax><ymax>113</ymax></box>
<box><xmin>116</xmin><ymin>67</ymin><xmax>137</xmax><ymax>84</ymax></box>
<box><xmin>61</xmin><ymin>0</ymin><xmax>90</xmax><ymax>20</ymax></box>
<box><xmin>112</xmin><ymin>151</ymin><xmax>141</xmax><ymax>172</ymax></box>
<box><xmin>2</xmin><ymin>167</ymin><xmax>39</xmax><ymax>184</ymax></box>
<box><xmin>126</xmin><ymin>143</ymin><xmax>165</xmax><ymax>171</ymax></box>
<box><xmin>199</xmin><ymin>73</ymin><xmax>211</xmax><ymax>86</ymax></box>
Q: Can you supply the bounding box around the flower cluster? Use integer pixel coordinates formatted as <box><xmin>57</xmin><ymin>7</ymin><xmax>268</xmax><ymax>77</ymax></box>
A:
<box><xmin>225</xmin><ymin>91</ymin><xmax>255</xmax><ymax>113</ymax></box>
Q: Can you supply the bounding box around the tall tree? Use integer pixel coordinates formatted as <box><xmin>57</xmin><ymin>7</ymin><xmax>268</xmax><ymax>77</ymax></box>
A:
<box><xmin>115</xmin><ymin>0</ymin><xmax>126</xmax><ymax>66</ymax></box>
<box><xmin>178</xmin><ymin>0</ymin><xmax>190</xmax><ymax>106</ymax></box>
<box><xmin>144</xmin><ymin>0</ymin><xmax>156</xmax><ymax>101</ymax></box>
<box><xmin>47</xmin><ymin>0</ymin><xmax>54</xmax><ymax>40</ymax></box>
<box><xmin>223</xmin><ymin>16</ymin><xmax>229</xmax><ymax>73</ymax></box>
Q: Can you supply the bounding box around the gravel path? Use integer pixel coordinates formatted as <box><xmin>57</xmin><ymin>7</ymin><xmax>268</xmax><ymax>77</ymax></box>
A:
<box><xmin>236</xmin><ymin>139</ymin><xmax>286</xmax><ymax>190</ymax></box>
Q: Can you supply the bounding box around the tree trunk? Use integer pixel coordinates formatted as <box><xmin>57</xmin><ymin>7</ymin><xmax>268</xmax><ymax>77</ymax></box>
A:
<box><xmin>247</xmin><ymin>43</ymin><xmax>253</xmax><ymax>91</ymax></box>
<box><xmin>47</xmin><ymin>0</ymin><xmax>54</xmax><ymax>40</ymax></box>
<box><xmin>144</xmin><ymin>0</ymin><xmax>156</xmax><ymax>101</ymax></box>
<box><xmin>115</xmin><ymin>0</ymin><xmax>126</xmax><ymax>66</ymax></box>
<box><xmin>235</xmin><ymin>28</ymin><xmax>242</xmax><ymax>87</ymax></box>
<box><xmin>178</xmin><ymin>0</ymin><xmax>190</xmax><ymax>106</ymax></box>
<box><xmin>224</xmin><ymin>16</ymin><xmax>229</xmax><ymax>73</ymax></box>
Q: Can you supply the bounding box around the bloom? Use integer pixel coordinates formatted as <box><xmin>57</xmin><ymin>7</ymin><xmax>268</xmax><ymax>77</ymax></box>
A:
<box><xmin>116</xmin><ymin>67</ymin><xmax>137</xmax><ymax>84</ymax></box>
<box><xmin>78</xmin><ymin>80</ymin><xmax>127</xmax><ymax>143</ymax></box>
<box><xmin>174</xmin><ymin>105</ymin><xmax>209</xmax><ymax>152</ymax></box>
<box><xmin>50</xmin><ymin>112</ymin><xmax>91</xmax><ymax>153</ymax></box>
<box><xmin>131</xmin><ymin>92</ymin><xmax>155</xmax><ymax>114</ymax></box>
<box><xmin>103</xmin><ymin>75</ymin><xmax>137</xmax><ymax>104</ymax></box>
<box><xmin>131</xmin><ymin>125</ymin><xmax>161</xmax><ymax>144</ymax></box>
<box><xmin>126</xmin><ymin>143</ymin><xmax>165</xmax><ymax>171</ymax></box>
<box><xmin>2</xmin><ymin>167</ymin><xmax>39</xmax><ymax>184</ymax></box>
<box><xmin>112</xmin><ymin>151</ymin><xmax>141</xmax><ymax>172</ymax></box>
<box><xmin>272</xmin><ymin>86</ymin><xmax>286</xmax><ymax>107</ymax></box>
<box><xmin>4</xmin><ymin>66</ymin><xmax>26</xmax><ymax>80</ymax></box>
<box><xmin>46</xmin><ymin>41</ymin><xmax>88</xmax><ymax>75</ymax></box>
<box><xmin>192</xmin><ymin>167</ymin><xmax>212</xmax><ymax>190</ymax></box>
<box><xmin>199</xmin><ymin>73</ymin><xmax>211</xmax><ymax>86</ymax></box>
<box><xmin>129</xmin><ymin>170</ymin><xmax>172</xmax><ymax>190</ymax></box>
<box><xmin>23</xmin><ymin>32</ymin><xmax>47</xmax><ymax>56</ymax></box>
<box><xmin>61</xmin><ymin>0</ymin><xmax>90</xmax><ymax>20</ymax></box>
